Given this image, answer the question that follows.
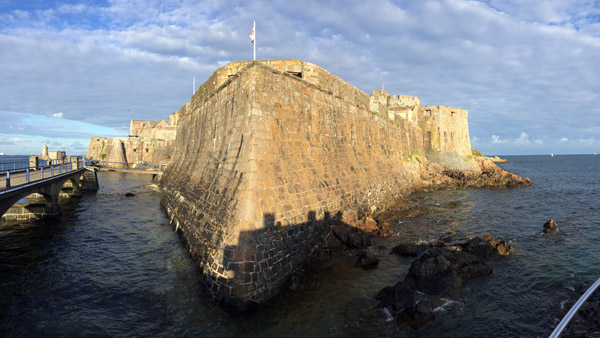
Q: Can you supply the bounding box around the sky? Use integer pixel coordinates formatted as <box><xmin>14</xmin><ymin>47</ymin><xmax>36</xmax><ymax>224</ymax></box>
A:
<box><xmin>1</xmin><ymin>0</ymin><xmax>600</xmax><ymax>156</ymax></box>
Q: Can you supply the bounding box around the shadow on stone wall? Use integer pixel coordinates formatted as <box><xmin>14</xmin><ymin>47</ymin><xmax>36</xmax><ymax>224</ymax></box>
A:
<box><xmin>179</xmin><ymin>208</ymin><xmax>380</xmax><ymax>314</ymax></box>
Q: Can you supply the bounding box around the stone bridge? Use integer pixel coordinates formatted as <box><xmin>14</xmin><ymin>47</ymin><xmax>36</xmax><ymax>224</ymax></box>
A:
<box><xmin>0</xmin><ymin>166</ymin><xmax>98</xmax><ymax>221</ymax></box>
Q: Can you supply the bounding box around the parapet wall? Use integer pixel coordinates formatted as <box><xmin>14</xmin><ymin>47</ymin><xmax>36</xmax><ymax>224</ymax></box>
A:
<box><xmin>159</xmin><ymin>61</ymin><xmax>427</xmax><ymax>306</ymax></box>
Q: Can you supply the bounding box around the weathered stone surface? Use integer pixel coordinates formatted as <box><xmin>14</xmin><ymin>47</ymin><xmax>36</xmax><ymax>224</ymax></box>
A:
<box><xmin>154</xmin><ymin>59</ymin><xmax>529</xmax><ymax>311</ymax></box>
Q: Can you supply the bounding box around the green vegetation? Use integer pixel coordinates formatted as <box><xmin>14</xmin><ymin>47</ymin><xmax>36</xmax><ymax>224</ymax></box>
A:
<box><xmin>471</xmin><ymin>149</ymin><xmax>483</xmax><ymax>157</ymax></box>
<box><xmin>198</xmin><ymin>84</ymin><xmax>204</xmax><ymax>101</ymax></box>
<box><xmin>405</xmin><ymin>150</ymin><xmax>422</xmax><ymax>163</ymax></box>
<box><xmin>99</xmin><ymin>140</ymin><xmax>106</xmax><ymax>160</ymax></box>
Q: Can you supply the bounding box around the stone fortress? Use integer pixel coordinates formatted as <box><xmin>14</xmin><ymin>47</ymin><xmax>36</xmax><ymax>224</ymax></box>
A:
<box><xmin>86</xmin><ymin>112</ymin><xmax>179</xmax><ymax>167</ymax></box>
<box><xmin>153</xmin><ymin>59</ymin><xmax>475</xmax><ymax>310</ymax></box>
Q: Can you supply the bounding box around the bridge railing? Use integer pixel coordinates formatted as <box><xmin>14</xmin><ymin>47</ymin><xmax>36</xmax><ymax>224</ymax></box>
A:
<box><xmin>0</xmin><ymin>159</ymin><xmax>84</xmax><ymax>189</ymax></box>
<box><xmin>0</xmin><ymin>161</ymin><xmax>29</xmax><ymax>173</ymax></box>
<box><xmin>85</xmin><ymin>159</ymin><xmax>166</xmax><ymax>172</ymax></box>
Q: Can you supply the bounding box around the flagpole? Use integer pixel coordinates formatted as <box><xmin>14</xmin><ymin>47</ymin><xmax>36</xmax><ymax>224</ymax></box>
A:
<box><xmin>253</xmin><ymin>20</ymin><xmax>256</xmax><ymax>61</ymax></box>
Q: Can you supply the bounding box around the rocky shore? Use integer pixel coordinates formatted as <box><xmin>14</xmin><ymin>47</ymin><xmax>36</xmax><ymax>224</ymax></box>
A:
<box><xmin>304</xmin><ymin>155</ymin><xmax>531</xmax><ymax>331</ymax></box>
<box><xmin>418</xmin><ymin>157</ymin><xmax>532</xmax><ymax>191</ymax></box>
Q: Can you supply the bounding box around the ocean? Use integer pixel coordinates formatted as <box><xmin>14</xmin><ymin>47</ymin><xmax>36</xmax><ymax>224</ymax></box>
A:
<box><xmin>0</xmin><ymin>155</ymin><xmax>30</xmax><ymax>171</ymax></box>
<box><xmin>1</xmin><ymin>155</ymin><xmax>599</xmax><ymax>337</ymax></box>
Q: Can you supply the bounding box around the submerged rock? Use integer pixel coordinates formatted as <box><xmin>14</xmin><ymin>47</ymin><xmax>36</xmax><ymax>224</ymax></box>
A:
<box><xmin>355</xmin><ymin>250</ymin><xmax>379</xmax><ymax>270</ymax></box>
<box><xmin>543</xmin><ymin>219</ymin><xmax>558</xmax><ymax>233</ymax></box>
<box><xmin>390</xmin><ymin>242</ymin><xmax>429</xmax><ymax>257</ymax></box>
<box><xmin>125</xmin><ymin>192</ymin><xmax>135</xmax><ymax>197</ymax></box>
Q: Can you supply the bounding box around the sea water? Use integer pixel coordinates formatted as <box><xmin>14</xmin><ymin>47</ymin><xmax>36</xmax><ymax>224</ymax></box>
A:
<box><xmin>1</xmin><ymin>155</ymin><xmax>599</xmax><ymax>337</ymax></box>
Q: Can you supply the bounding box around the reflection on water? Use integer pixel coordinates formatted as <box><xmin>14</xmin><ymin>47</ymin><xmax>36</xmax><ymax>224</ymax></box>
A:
<box><xmin>1</xmin><ymin>156</ymin><xmax>600</xmax><ymax>337</ymax></box>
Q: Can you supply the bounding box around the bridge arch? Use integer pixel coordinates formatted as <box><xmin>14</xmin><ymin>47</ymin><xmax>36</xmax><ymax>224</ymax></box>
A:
<box><xmin>0</xmin><ymin>169</ymin><xmax>85</xmax><ymax>220</ymax></box>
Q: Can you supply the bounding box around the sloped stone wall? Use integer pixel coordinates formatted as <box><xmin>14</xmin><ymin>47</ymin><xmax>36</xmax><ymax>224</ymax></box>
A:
<box><xmin>159</xmin><ymin>62</ymin><xmax>426</xmax><ymax>307</ymax></box>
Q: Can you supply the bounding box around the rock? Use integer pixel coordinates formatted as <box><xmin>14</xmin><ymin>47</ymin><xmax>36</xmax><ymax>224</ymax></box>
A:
<box><xmin>442</xmin><ymin>169</ymin><xmax>466</xmax><ymax>180</ymax></box>
<box><xmin>543</xmin><ymin>219</ymin><xmax>558</xmax><ymax>233</ymax></box>
<box><xmin>362</xmin><ymin>217</ymin><xmax>378</xmax><ymax>232</ymax></box>
<box><xmin>405</xmin><ymin>247</ymin><xmax>492</xmax><ymax>296</ymax></box>
<box><xmin>377</xmin><ymin>234</ymin><xmax>511</xmax><ymax>329</ymax></box>
<box><xmin>399</xmin><ymin>294</ymin><xmax>444</xmax><ymax>329</ymax></box>
<box><xmin>332</xmin><ymin>222</ymin><xmax>373</xmax><ymax>249</ymax></box>
<box><xmin>355</xmin><ymin>250</ymin><xmax>379</xmax><ymax>270</ymax></box>
<box><xmin>399</xmin><ymin>205</ymin><xmax>429</xmax><ymax>218</ymax></box>
<box><xmin>444</xmin><ymin>201</ymin><xmax>461</xmax><ymax>208</ymax></box>
<box><xmin>376</xmin><ymin>280</ymin><xmax>415</xmax><ymax>310</ymax></box>
<box><xmin>419</xmin><ymin>157</ymin><xmax>533</xmax><ymax>191</ymax></box>
<box><xmin>461</xmin><ymin>235</ymin><xmax>514</xmax><ymax>259</ymax></box>
<box><xmin>125</xmin><ymin>192</ymin><xmax>135</xmax><ymax>197</ymax></box>
<box><xmin>391</xmin><ymin>242</ymin><xmax>428</xmax><ymax>257</ymax></box>
<box><xmin>375</xmin><ymin>220</ymin><xmax>393</xmax><ymax>237</ymax></box>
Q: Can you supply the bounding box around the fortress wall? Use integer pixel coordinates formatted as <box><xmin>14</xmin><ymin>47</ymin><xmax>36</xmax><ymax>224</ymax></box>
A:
<box><xmin>159</xmin><ymin>62</ymin><xmax>424</xmax><ymax>306</ymax></box>
<box><xmin>159</xmin><ymin>65</ymin><xmax>256</xmax><ymax>303</ymax></box>
<box><xmin>86</xmin><ymin>137</ymin><xmax>106</xmax><ymax>159</ymax></box>
<box><xmin>395</xmin><ymin>95</ymin><xmax>421</xmax><ymax>107</ymax></box>
<box><xmin>193</xmin><ymin>60</ymin><xmax>371</xmax><ymax>113</ymax></box>
<box><xmin>419</xmin><ymin>106</ymin><xmax>471</xmax><ymax>157</ymax></box>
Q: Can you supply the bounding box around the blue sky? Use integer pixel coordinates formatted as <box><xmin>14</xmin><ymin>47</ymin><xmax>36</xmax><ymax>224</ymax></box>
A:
<box><xmin>1</xmin><ymin>0</ymin><xmax>600</xmax><ymax>155</ymax></box>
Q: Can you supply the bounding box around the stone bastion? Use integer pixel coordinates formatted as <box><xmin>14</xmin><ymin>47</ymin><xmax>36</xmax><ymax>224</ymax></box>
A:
<box><xmin>158</xmin><ymin>59</ymin><xmax>472</xmax><ymax>310</ymax></box>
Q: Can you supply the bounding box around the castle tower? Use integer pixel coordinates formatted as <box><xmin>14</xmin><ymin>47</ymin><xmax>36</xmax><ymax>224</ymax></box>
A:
<box><xmin>42</xmin><ymin>143</ymin><xmax>48</xmax><ymax>157</ymax></box>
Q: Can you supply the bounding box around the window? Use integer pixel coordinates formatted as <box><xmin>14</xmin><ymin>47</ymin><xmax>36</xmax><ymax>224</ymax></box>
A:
<box><xmin>451</xmin><ymin>111</ymin><xmax>455</xmax><ymax>117</ymax></box>
<box><xmin>425</xmin><ymin>109</ymin><xmax>432</xmax><ymax>116</ymax></box>
<box><xmin>287</xmin><ymin>71</ymin><xmax>302</xmax><ymax>78</ymax></box>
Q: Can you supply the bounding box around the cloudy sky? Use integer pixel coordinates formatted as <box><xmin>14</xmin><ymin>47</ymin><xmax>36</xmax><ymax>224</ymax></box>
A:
<box><xmin>1</xmin><ymin>0</ymin><xmax>599</xmax><ymax>156</ymax></box>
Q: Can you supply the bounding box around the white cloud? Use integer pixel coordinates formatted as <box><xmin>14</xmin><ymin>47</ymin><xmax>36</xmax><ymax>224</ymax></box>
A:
<box><xmin>52</xmin><ymin>112</ymin><xmax>63</xmax><ymax>118</ymax></box>
<box><xmin>560</xmin><ymin>137</ymin><xmax>569</xmax><ymax>143</ymax></box>
<box><xmin>515</xmin><ymin>132</ymin><xmax>531</xmax><ymax>144</ymax></box>
<box><xmin>491</xmin><ymin>135</ymin><xmax>508</xmax><ymax>144</ymax></box>
<box><xmin>0</xmin><ymin>136</ymin><xmax>28</xmax><ymax>145</ymax></box>
<box><xmin>0</xmin><ymin>0</ymin><xmax>599</xmax><ymax>155</ymax></box>
<box><xmin>579</xmin><ymin>136</ymin><xmax>596</xmax><ymax>145</ymax></box>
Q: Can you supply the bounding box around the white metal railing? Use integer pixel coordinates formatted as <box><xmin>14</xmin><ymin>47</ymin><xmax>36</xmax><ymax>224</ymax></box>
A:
<box><xmin>550</xmin><ymin>276</ymin><xmax>600</xmax><ymax>337</ymax></box>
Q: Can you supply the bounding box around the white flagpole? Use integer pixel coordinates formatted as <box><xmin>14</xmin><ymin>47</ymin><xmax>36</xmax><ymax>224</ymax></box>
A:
<box><xmin>253</xmin><ymin>21</ymin><xmax>256</xmax><ymax>61</ymax></box>
<box><xmin>193</xmin><ymin>77</ymin><xmax>196</xmax><ymax>95</ymax></box>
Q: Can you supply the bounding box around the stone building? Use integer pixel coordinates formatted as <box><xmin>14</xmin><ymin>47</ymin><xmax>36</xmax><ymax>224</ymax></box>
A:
<box><xmin>86</xmin><ymin>113</ymin><xmax>179</xmax><ymax>168</ymax></box>
<box><xmin>158</xmin><ymin>59</ymin><xmax>474</xmax><ymax>309</ymax></box>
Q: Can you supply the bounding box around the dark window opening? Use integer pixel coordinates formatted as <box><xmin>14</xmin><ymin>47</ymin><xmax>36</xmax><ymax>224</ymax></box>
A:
<box><xmin>145</xmin><ymin>149</ymin><xmax>149</xmax><ymax>152</ymax></box>
<box><xmin>133</xmin><ymin>149</ymin><xmax>137</xmax><ymax>152</ymax></box>
<box><xmin>425</xmin><ymin>109</ymin><xmax>432</xmax><ymax>116</ymax></box>
<box><xmin>287</xmin><ymin>71</ymin><xmax>302</xmax><ymax>78</ymax></box>
<box><xmin>451</xmin><ymin>111</ymin><xmax>455</xmax><ymax>117</ymax></box>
